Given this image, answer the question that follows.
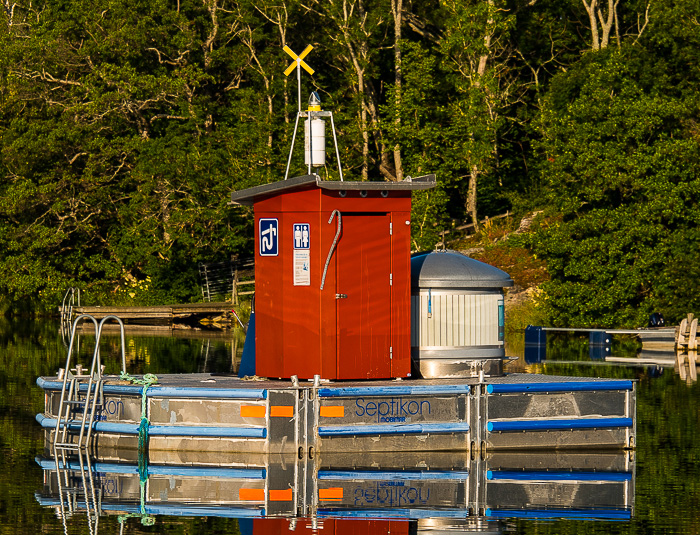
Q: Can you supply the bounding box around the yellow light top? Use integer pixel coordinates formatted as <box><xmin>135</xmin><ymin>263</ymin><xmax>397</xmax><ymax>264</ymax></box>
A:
<box><xmin>307</xmin><ymin>91</ymin><xmax>322</xmax><ymax>112</ymax></box>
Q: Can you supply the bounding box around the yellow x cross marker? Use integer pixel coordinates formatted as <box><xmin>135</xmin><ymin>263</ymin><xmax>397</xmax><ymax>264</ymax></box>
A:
<box><xmin>283</xmin><ymin>45</ymin><xmax>315</xmax><ymax>77</ymax></box>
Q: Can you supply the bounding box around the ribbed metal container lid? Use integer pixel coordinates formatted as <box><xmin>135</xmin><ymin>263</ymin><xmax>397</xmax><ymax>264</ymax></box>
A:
<box><xmin>411</xmin><ymin>250</ymin><xmax>514</xmax><ymax>289</ymax></box>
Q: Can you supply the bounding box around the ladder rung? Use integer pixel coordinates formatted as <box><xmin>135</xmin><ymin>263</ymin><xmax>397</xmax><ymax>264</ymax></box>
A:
<box><xmin>55</xmin><ymin>420</ymin><xmax>95</xmax><ymax>428</ymax></box>
<box><xmin>54</xmin><ymin>442</ymin><xmax>81</xmax><ymax>449</ymax></box>
<box><xmin>63</xmin><ymin>400</ymin><xmax>102</xmax><ymax>408</ymax></box>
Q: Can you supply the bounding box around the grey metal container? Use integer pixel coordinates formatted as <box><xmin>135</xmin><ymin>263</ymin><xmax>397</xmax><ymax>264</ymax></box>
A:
<box><xmin>411</xmin><ymin>250</ymin><xmax>514</xmax><ymax>378</ymax></box>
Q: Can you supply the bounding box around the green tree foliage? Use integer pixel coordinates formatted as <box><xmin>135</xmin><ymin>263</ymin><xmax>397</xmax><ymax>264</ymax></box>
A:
<box><xmin>380</xmin><ymin>41</ymin><xmax>450</xmax><ymax>250</ymax></box>
<box><xmin>1</xmin><ymin>0</ymin><xmax>699</xmax><ymax>326</ymax></box>
<box><xmin>438</xmin><ymin>0</ymin><xmax>516</xmax><ymax>229</ymax></box>
<box><xmin>0</xmin><ymin>0</ymin><xmax>275</xmax><ymax>309</ymax></box>
<box><xmin>532</xmin><ymin>49</ymin><xmax>700</xmax><ymax>326</ymax></box>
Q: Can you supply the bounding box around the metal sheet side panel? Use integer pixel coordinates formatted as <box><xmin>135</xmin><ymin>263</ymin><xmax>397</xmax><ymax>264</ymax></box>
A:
<box><xmin>317</xmin><ymin>395</ymin><xmax>467</xmax><ymax>426</ymax></box>
<box><xmin>280</xmin><ymin>210</ymin><xmax>325</xmax><ymax>380</ymax></box>
<box><xmin>316</xmin><ymin>478</ymin><xmax>468</xmax><ymax>510</ymax></box>
<box><xmin>317</xmin><ymin>433</ymin><xmax>470</xmax><ymax>453</ymax></box>
<box><xmin>412</xmin><ymin>293</ymin><xmax>501</xmax><ymax>348</ymax></box>
<box><xmin>484</xmin><ymin>386</ymin><xmax>635</xmax><ymax>450</ymax></box>
<box><xmin>255</xmin><ymin>209</ymin><xmax>287</xmax><ymax>378</ymax></box>
<box><xmin>390</xmin><ymin>210</ymin><xmax>412</xmax><ymax>378</ymax></box>
<box><xmin>255</xmin><ymin>202</ymin><xmax>326</xmax><ymax>379</ymax></box>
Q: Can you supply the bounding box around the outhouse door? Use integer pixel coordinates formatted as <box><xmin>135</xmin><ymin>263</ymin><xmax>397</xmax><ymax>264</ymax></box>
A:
<box><xmin>335</xmin><ymin>212</ymin><xmax>393</xmax><ymax>379</ymax></box>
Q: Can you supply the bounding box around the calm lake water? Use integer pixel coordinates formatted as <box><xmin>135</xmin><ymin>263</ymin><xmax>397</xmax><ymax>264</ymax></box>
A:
<box><xmin>1</xmin><ymin>318</ymin><xmax>698</xmax><ymax>534</ymax></box>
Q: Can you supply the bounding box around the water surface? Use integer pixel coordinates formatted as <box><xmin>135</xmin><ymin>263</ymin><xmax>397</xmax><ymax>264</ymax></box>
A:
<box><xmin>1</xmin><ymin>319</ymin><xmax>698</xmax><ymax>534</ymax></box>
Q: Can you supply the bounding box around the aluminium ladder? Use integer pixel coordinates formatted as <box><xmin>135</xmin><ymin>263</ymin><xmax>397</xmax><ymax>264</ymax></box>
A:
<box><xmin>53</xmin><ymin>314</ymin><xmax>127</xmax><ymax>452</ymax></box>
<box><xmin>52</xmin><ymin>448</ymin><xmax>101</xmax><ymax>535</ymax></box>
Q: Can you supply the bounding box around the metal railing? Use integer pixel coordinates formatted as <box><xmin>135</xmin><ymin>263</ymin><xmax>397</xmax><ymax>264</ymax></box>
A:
<box><xmin>60</xmin><ymin>287</ymin><xmax>81</xmax><ymax>324</ymax></box>
<box><xmin>199</xmin><ymin>256</ymin><xmax>254</xmax><ymax>304</ymax></box>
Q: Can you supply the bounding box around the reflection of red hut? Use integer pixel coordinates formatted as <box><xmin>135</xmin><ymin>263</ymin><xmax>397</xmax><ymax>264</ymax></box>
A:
<box><xmin>230</xmin><ymin>174</ymin><xmax>435</xmax><ymax>380</ymax></box>
<box><xmin>248</xmin><ymin>518</ymin><xmax>408</xmax><ymax>535</ymax></box>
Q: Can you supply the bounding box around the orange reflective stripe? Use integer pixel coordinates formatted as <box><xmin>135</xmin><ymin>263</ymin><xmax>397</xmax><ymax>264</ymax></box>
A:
<box><xmin>319</xmin><ymin>487</ymin><xmax>343</xmax><ymax>501</ymax></box>
<box><xmin>269</xmin><ymin>489</ymin><xmax>293</xmax><ymax>501</ymax></box>
<box><xmin>320</xmin><ymin>405</ymin><xmax>345</xmax><ymax>418</ymax></box>
<box><xmin>240</xmin><ymin>405</ymin><xmax>266</xmax><ymax>418</ymax></box>
<box><xmin>270</xmin><ymin>405</ymin><xmax>294</xmax><ymax>417</ymax></box>
<box><xmin>239</xmin><ymin>488</ymin><xmax>265</xmax><ymax>501</ymax></box>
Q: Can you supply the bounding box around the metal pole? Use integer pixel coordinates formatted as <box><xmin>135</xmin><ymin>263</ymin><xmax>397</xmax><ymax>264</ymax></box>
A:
<box><xmin>284</xmin><ymin>113</ymin><xmax>301</xmax><ymax>180</ymax></box>
<box><xmin>329</xmin><ymin>113</ymin><xmax>344</xmax><ymax>181</ymax></box>
<box><xmin>308</xmin><ymin>110</ymin><xmax>313</xmax><ymax>174</ymax></box>
<box><xmin>297</xmin><ymin>61</ymin><xmax>301</xmax><ymax>113</ymax></box>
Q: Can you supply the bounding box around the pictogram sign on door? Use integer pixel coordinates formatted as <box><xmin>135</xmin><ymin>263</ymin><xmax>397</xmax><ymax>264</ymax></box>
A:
<box><xmin>293</xmin><ymin>223</ymin><xmax>310</xmax><ymax>286</ymax></box>
<box><xmin>335</xmin><ymin>213</ymin><xmax>392</xmax><ymax>379</ymax></box>
<box><xmin>259</xmin><ymin>218</ymin><xmax>279</xmax><ymax>256</ymax></box>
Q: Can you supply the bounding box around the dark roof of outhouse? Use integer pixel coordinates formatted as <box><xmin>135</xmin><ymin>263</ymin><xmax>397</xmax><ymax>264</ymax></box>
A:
<box><xmin>411</xmin><ymin>250</ymin><xmax>514</xmax><ymax>289</ymax></box>
<box><xmin>230</xmin><ymin>174</ymin><xmax>436</xmax><ymax>206</ymax></box>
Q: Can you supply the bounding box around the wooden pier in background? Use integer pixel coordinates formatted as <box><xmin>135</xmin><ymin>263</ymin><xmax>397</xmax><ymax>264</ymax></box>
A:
<box><xmin>69</xmin><ymin>302</ymin><xmax>234</xmax><ymax>324</ymax></box>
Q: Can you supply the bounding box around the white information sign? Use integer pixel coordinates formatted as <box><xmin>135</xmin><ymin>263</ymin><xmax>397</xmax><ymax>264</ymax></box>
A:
<box><xmin>294</xmin><ymin>249</ymin><xmax>310</xmax><ymax>286</ymax></box>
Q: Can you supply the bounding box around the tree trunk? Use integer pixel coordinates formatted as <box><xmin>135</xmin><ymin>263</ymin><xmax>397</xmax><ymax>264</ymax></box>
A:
<box><xmin>336</xmin><ymin>0</ymin><xmax>371</xmax><ymax>180</ymax></box>
<box><xmin>158</xmin><ymin>177</ymin><xmax>172</xmax><ymax>246</ymax></box>
<box><xmin>356</xmin><ymin>65</ymin><xmax>370</xmax><ymax>181</ymax></box>
<box><xmin>391</xmin><ymin>0</ymin><xmax>404</xmax><ymax>182</ymax></box>
<box><xmin>598</xmin><ymin>0</ymin><xmax>616</xmax><ymax>48</ymax></box>
<box><xmin>582</xmin><ymin>0</ymin><xmax>601</xmax><ymax>50</ymax></box>
<box><xmin>467</xmin><ymin>166</ymin><xmax>479</xmax><ymax>231</ymax></box>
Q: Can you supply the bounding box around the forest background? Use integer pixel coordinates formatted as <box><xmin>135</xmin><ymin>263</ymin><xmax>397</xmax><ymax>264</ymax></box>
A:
<box><xmin>1</xmin><ymin>0</ymin><xmax>698</xmax><ymax>327</ymax></box>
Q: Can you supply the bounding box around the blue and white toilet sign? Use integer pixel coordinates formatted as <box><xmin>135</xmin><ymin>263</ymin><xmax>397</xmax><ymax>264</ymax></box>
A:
<box><xmin>259</xmin><ymin>218</ymin><xmax>278</xmax><ymax>256</ymax></box>
<box><xmin>293</xmin><ymin>223</ymin><xmax>310</xmax><ymax>286</ymax></box>
<box><xmin>293</xmin><ymin>223</ymin><xmax>310</xmax><ymax>249</ymax></box>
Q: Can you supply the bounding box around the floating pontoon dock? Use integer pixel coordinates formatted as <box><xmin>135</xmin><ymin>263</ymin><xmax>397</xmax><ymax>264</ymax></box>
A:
<box><xmin>37</xmin><ymin>372</ymin><xmax>636</xmax><ymax>458</ymax></box>
<box><xmin>35</xmin><ymin>449</ymin><xmax>635</xmax><ymax>522</ymax></box>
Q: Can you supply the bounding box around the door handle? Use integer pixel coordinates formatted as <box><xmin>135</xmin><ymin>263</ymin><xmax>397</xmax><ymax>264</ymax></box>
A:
<box><xmin>335</xmin><ymin>294</ymin><xmax>348</xmax><ymax>299</ymax></box>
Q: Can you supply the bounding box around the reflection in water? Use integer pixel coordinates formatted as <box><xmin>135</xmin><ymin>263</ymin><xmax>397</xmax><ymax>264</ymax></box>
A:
<box><xmin>35</xmin><ymin>448</ymin><xmax>635</xmax><ymax>533</ymax></box>
<box><xmin>58</xmin><ymin>323</ymin><xmax>244</xmax><ymax>375</ymax></box>
<box><xmin>0</xmin><ymin>319</ymin><xmax>693</xmax><ymax>535</ymax></box>
<box><xmin>521</xmin><ymin>336</ymin><xmax>699</xmax><ymax>385</ymax></box>
<box><xmin>609</xmin><ymin>350</ymin><xmax>698</xmax><ymax>384</ymax></box>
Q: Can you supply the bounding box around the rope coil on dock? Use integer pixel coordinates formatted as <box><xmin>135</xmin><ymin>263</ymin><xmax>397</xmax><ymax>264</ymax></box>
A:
<box><xmin>117</xmin><ymin>372</ymin><xmax>158</xmax><ymax>526</ymax></box>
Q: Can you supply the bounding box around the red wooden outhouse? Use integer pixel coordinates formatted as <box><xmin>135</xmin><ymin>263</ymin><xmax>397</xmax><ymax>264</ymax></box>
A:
<box><xmin>230</xmin><ymin>174</ymin><xmax>435</xmax><ymax>380</ymax></box>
